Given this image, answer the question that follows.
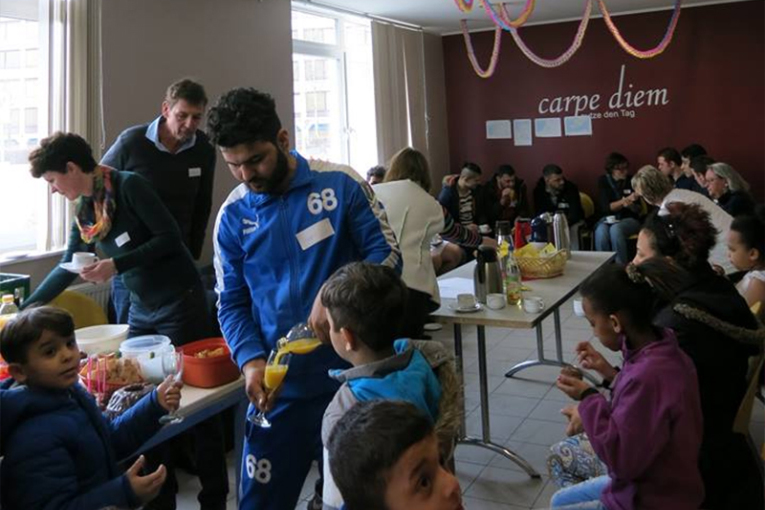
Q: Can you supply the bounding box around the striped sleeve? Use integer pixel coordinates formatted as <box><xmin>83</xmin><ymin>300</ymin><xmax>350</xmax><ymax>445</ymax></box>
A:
<box><xmin>440</xmin><ymin>206</ymin><xmax>482</xmax><ymax>247</ymax></box>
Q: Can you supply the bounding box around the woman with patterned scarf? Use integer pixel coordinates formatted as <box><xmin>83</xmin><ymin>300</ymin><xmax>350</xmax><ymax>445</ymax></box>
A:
<box><xmin>23</xmin><ymin>132</ymin><xmax>229</xmax><ymax>510</ymax></box>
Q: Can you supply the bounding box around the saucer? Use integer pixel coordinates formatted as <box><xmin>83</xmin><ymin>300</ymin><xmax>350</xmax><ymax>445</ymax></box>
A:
<box><xmin>448</xmin><ymin>302</ymin><xmax>483</xmax><ymax>313</ymax></box>
<box><xmin>60</xmin><ymin>262</ymin><xmax>86</xmax><ymax>275</ymax></box>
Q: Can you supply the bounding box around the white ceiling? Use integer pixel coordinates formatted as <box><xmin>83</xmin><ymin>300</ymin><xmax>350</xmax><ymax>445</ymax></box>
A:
<box><xmin>297</xmin><ymin>0</ymin><xmax>752</xmax><ymax>34</ymax></box>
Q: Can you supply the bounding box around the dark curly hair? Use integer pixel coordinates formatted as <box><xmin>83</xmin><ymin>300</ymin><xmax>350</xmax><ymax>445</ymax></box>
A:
<box><xmin>604</xmin><ymin>152</ymin><xmax>629</xmax><ymax>174</ymax></box>
<box><xmin>641</xmin><ymin>202</ymin><xmax>717</xmax><ymax>271</ymax></box>
<box><xmin>206</xmin><ymin>88</ymin><xmax>282</xmax><ymax>148</ymax></box>
<box><xmin>29</xmin><ymin>132</ymin><xmax>97</xmax><ymax>178</ymax></box>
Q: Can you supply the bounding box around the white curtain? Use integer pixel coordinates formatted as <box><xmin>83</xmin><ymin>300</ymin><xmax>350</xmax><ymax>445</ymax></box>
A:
<box><xmin>44</xmin><ymin>0</ymin><xmax>103</xmax><ymax>250</ymax></box>
<box><xmin>372</xmin><ymin>21</ymin><xmax>428</xmax><ymax>165</ymax></box>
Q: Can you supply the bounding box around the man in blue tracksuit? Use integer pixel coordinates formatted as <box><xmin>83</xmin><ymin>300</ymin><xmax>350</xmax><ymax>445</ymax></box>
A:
<box><xmin>207</xmin><ymin>88</ymin><xmax>401</xmax><ymax>510</ymax></box>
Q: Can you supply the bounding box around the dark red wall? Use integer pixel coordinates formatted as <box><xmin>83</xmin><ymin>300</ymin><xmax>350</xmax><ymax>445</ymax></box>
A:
<box><xmin>443</xmin><ymin>1</ymin><xmax>764</xmax><ymax>202</ymax></box>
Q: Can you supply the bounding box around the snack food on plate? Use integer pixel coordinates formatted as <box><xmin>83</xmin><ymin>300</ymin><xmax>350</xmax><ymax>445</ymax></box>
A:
<box><xmin>80</xmin><ymin>356</ymin><xmax>144</xmax><ymax>386</ymax></box>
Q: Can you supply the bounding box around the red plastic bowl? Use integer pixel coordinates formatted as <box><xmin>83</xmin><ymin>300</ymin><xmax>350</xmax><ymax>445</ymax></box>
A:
<box><xmin>181</xmin><ymin>338</ymin><xmax>240</xmax><ymax>388</ymax></box>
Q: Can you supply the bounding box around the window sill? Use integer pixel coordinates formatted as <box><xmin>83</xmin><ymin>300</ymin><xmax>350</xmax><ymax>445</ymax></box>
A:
<box><xmin>0</xmin><ymin>249</ymin><xmax>65</xmax><ymax>269</ymax></box>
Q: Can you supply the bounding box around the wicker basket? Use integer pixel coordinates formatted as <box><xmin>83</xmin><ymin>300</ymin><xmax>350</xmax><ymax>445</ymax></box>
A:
<box><xmin>515</xmin><ymin>250</ymin><xmax>567</xmax><ymax>279</ymax></box>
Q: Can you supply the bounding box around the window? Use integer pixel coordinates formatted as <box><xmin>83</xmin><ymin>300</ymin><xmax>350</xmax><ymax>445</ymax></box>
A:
<box><xmin>305</xmin><ymin>91</ymin><xmax>328</xmax><ymax>117</ymax></box>
<box><xmin>291</xmin><ymin>7</ymin><xmax>377</xmax><ymax>174</ymax></box>
<box><xmin>304</xmin><ymin>59</ymin><xmax>327</xmax><ymax>80</ymax></box>
<box><xmin>0</xmin><ymin>0</ymin><xmax>101</xmax><ymax>258</ymax></box>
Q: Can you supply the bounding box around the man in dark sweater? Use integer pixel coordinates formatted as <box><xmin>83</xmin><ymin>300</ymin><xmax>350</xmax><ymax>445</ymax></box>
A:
<box><xmin>533</xmin><ymin>164</ymin><xmax>584</xmax><ymax>225</ymax></box>
<box><xmin>101</xmin><ymin>78</ymin><xmax>215</xmax><ymax>323</ymax></box>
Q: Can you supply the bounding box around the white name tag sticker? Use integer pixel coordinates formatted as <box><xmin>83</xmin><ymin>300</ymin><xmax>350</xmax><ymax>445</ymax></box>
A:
<box><xmin>188</xmin><ymin>167</ymin><xmax>202</xmax><ymax>178</ymax></box>
<box><xmin>296</xmin><ymin>218</ymin><xmax>334</xmax><ymax>251</ymax></box>
<box><xmin>115</xmin><ymin>232</ymin><xmax>131</xmax><ymax>247</ymax></box>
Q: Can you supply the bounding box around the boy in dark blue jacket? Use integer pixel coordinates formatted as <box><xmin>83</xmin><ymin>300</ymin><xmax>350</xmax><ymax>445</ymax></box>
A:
<box><xmin>0</xmin><ymin>307</ymin><xmax>181</xmax><ymax>510</ymax></box>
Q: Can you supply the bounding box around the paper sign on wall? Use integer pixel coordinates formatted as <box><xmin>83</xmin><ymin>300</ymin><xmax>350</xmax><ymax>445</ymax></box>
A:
<box><xmin>534</xmin><ymin>118</ymin><xmax>562</xmax><ymax>138</ymax></box>
<box><xmin>513</xmin><ymin>119</ymin><xmax>533</xmax><ymax>146</ymax></box>
<box><xmin>486</xmin><ymin>120</ymin><xmax>512</xmax><ymax>139</ymax></box>
<box><xmin>564</xmin><ymin>116</ymin><xmax>593</xmax><ymax>136</ymax></box>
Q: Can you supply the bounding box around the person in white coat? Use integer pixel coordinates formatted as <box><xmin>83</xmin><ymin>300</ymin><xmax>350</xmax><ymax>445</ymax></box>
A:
<box><xmin>374</xmin><ymin>148</ymin><xmax>495</xmax><ymax>337</ymax></box>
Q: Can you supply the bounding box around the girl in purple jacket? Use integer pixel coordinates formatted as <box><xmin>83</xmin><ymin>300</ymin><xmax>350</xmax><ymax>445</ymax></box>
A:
<box><xmin>551</xmin><ymin>263</ymin><xmax>704</xmax><ymax>510</ymax></box>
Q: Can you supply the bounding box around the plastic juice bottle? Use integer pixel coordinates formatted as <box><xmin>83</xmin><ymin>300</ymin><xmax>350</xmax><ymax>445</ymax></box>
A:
<box><xmin>264</xmin><ymin>364</ymin><xmax>289</xmax><ymax>390</ymax></box>
<box><xmin>504</xmin><ymin>253</ymin><xmax>522</xmax><ymax>306</ymax></box>
<box><xmin>0</xmin><ymin>295</ymin><xmax>18</xmax><ymax>316</ymax></box>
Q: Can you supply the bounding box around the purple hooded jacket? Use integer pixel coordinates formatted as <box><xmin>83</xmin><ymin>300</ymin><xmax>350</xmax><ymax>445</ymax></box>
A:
<box><xmin>579</xmin><ymin>329</ymin><xmax>704</xmax><ymax>510</ymax></box>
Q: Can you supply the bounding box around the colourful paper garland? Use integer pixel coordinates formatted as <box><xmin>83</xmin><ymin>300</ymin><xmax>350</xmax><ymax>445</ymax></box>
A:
<box><xmin>461</xmin><ymin>20</ymin><xmax>502</xmax><ymax>78</ymax></box>
<box><xmin>481</xmin><ymin>0</ymin><xmax>536</xmax><ymax>29</ymax></box>
<box><xmin>458</xmin><ymin>0</ymin><xmax>682</xmax><ymax>76</ymax></box>
<box><xmin>508</xmin><ymin>0</ymin><xmax>593</xmax><ymax>68</ymax></box>
<box><xmin>453</xmin><ymin>0</ymin><xmax>475</xmax><ymax>13</ymax></box>
<box><xmin>598</xmin><ymin>0</ymin><xmax>682</xmax><ymax>58</ymax></box>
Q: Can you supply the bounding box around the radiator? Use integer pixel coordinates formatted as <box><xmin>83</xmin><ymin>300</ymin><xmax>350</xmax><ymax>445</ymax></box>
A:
<box><xmin>67</xmin><ymin>281</ymin><xmax>111</xmax><ymax>313</ymax></box>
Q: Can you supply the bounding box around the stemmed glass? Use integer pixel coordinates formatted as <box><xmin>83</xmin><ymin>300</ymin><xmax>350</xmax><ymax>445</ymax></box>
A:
<box><xmin>159</xmin><ymin>349</ymin><xmax>184</xmax><ymax>425</ymax></box>
<box><xmin>248</xmin><ymin>350</ymin><xmax>292</xmax><ymax>428</ymax></box>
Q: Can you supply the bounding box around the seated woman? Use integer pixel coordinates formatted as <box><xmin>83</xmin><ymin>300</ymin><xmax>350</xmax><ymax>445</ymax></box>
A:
<box><xmin>593</xmin><ymin>152</ymin><xmax>643</xmax><ymax>264</ymax></box>
<box><xmin>704</xmin><ymin>162</ymin><xmax>755</xmax><ymax>217</ymax></box>
<box><xmin>549</xmin><ymin>202</ymin><xmax>764</xmax><ymax>510</ymax></box>
<box><xmin>631</xmin><ymin>164</ymin><xmax>734</xmax><ymax>273</ymax></box>
<box><xmin>374</xmin><ymin>148</ymin><xmax>495</xmax><ymax>336</ymax></box>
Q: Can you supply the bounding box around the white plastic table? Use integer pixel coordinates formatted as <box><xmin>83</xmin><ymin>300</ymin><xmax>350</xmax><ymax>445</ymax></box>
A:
<box><xmin>433</xmin><ymin>251</ymin><xmax>614</xmax><ymax>477</ymax></box>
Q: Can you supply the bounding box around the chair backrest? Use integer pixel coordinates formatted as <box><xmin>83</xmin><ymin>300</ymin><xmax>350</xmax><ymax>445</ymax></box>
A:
<box><xmin>751</xmin><ymin>301</ymin><xmax>762</xmax><ymax>321</ymax></box>
<box><xmin>49</xmin><ymin>290</ymin><xmax>108</xmax><ymax>329</ymax></box>
<box><xmin>579</xmin><ymin>192</ymin><xmax>595</xmax><ymax>219</ymax></box>
<box><xmin>733</xmin><ymin>353</ymin><xmax>765</xmax><ymax>434</ymax></box>
<box><xmin>412</xmin><ymin>340</ymin><xmax>461</xmax><ymax>467</ymax></box>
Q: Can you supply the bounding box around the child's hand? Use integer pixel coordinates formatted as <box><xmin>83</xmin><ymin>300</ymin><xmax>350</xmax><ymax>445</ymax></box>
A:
<box><xmin>157</xmin><ymin>375</ymin><xmax>182</xmax><ymax>413</ymax></box>
<box><xmin>561</xmin><ymin>404</ymin><xmax>583</xmax><ymax>437</ymax></box>
<box><xmin>556</xmin><ymin>373</ymin><xmax>592</xmax><ymax>401</ymax></box>
<box><xmin>126</xmin><ymin>455</ymin><xmax>166</xmax><ymax>504</ymax></box>
<box><xmin>575</xmin><ymin>341</ymin><xmax>618</xmax><ymax>381</ymax></box>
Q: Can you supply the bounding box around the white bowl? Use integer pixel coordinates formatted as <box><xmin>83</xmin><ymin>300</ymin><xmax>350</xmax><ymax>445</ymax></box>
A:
<box><xmin>75</xmin><ymin>324</ymin><xmax>129</xmax><ymax>355</ymax></box>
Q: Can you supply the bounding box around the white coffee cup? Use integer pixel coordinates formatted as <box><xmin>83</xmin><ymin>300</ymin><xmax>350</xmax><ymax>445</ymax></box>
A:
<box><xmin>72</xmin><ymin>252</ymin><xmax>98</xmax><ymax>268</ymax></box>
<box><xmin>523</xmin><ymin>296</ymin><xmax>545</xmax><ymax>313</ymax></box>
<box><xmin>479</xmin><ymin>224</ymin><xmax>491</xmax><ymax>234</ymax></box>
<box><xmin>457</xmin><ymin>293</ymin><xmax>476</xmax><ymax>309</ymax></box>
<box><xmin>486</xmin><ymin>293</ymin><xmax>506</xmax><ymax>310</ymax></box>
<box><xmin>605</xmin><ymin>215</ymin><xmax>617</xmax><ymax>224</ymax></box>
<box><xmin>573</xmin><ymin>298</ymin><xmax>585</xmax><ymax>317</ymax></box>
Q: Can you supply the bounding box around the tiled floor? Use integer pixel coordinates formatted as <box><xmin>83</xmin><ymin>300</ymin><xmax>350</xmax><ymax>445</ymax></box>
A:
<box><xmin>177</xmin><ymin>297</ymin><xmax>765</xmax><ymax>510</ymax></box>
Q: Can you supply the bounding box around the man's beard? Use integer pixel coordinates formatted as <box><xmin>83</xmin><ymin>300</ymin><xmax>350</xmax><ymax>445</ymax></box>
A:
<box><xmin>248</xmin><ymin>149</ymin><xmax>290</xmax><ymax>194</ymax></box>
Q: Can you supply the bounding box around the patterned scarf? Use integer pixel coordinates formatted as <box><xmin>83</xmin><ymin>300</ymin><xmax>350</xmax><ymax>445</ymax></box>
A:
<box><xmin>75</xmin><ymin>166</ymin><xmax>116</xmax><ymax>244</ymax></box>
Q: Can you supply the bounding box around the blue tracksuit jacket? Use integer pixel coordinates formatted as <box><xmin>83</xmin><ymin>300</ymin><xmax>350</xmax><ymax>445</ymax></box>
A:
<box><xmin>213</xmin><ymin>151</ymin><xmax>401</xmax><ymax>399</ymax></box>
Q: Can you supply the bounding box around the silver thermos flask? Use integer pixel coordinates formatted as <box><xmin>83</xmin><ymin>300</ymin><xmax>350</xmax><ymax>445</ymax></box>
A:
<box><xmin>553</xmin><ymin>211</ymin><xmax>571</xmax><ymax>259</ymax></box>
<box><xmin>474</xmin><ymin>245</ymin><xmax>504</xmax><ymax>304</ymax></box>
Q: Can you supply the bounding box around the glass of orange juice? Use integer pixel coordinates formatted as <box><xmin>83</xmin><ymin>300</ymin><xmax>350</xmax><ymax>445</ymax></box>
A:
<box><xmin>248</xmin><ymin>350</ymin><xmax>291</xmax><ymax>428</ymax></box>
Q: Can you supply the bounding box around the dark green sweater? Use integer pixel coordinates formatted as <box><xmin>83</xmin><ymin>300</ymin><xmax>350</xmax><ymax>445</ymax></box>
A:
<box><xmin>101</xmin><ymin>123</ymin><xmax>215</xmax><ymax>259</ymax></box>
<box><xmin>25</xmin><ymin>170</ymin><xmax>201</xmax><ymax>309</ymax></box>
